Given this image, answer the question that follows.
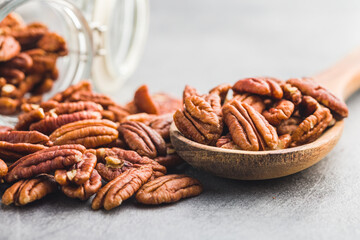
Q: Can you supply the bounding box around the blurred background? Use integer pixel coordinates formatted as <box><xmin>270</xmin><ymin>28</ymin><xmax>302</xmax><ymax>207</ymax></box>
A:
<box><xmin>118</xmin><ymin>0</ymin><xmax>360</xmax><ymax>102</ymax></box>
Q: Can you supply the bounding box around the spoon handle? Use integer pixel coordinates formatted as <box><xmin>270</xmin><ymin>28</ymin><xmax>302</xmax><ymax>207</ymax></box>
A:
<box><xmin>315</xmin><ymin>47</ymin><xmax>360</xmax><ymax>101</ymax></box>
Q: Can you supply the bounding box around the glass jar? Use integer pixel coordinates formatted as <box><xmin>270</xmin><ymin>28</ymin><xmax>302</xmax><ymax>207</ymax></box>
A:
<box><xmin>0</xmin><ymin>0</ymin><xmax>149</xmax><ymax>125</ymax></box>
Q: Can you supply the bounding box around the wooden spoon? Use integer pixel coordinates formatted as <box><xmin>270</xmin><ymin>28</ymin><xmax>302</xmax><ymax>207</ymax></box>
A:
<box><xmin>170</xmin><ymin>47</ymin><xmax>360</xmax><ymax>180</ymax></box>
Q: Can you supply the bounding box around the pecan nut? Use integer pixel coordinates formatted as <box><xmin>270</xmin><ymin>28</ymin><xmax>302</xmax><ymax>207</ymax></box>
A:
<box><xmin>51</xmin><ymin>81</ymin><xmax>91</xmax><ymax>102</ymax></box>
<box><xmin>55</xmin><ymin>150</ymin><xmax>97</xmax><ymax>186</ymax></box>
<box><xmin>119</xmin><ymin>121</ymin><xmax>167</xmax><ymax>158</ymax></box>
<box><xmin>37</xmin><ymin>32</ymin><xmax>68</xmax><ymax>56</ymax></box>
<box><xmin>148</xmin><ymin>113</ymin><xmax>173</xmax><ymax>140</ymax></box>
<box><xmin>232</xmin><ymin>77</ymin><xmax>283</xmax><ymax>99</ymax></box>
<box><xmin>276</xmin><ymin>117</ymin><xmax>302</xmax><ymax>136</ymax></box>
<box><xmin>95</xmin><ymin>148</ymin><xmax>166</xmax><ymax>181</ymax></box>
<box><xmin>29</xmin><ymin>110</ymin><xmax>102</xmax><ymax>135</ymax></box>
<box><xmin>209</xmin><ymin>83</ymin><xmax>232</xmax><ymax>104</ymax></box>
<box><xmin>2</xmin><ymin>174</ymin><xmax>57</xmax><ymax>206</ymax></box>
<box><xmin>135</xmin><ymin>174</ymin><xmax>202</xmax><ymax>205</ymax></box>
<box><xmin>287</xmin><ymin>77</ymin><xmax>348</xmax><ymax>118</ymax></box>
<box><xmin>15</xmin><ymin>108</ymin><xmax>45</xmax><ymax>130</ymax></box>
<box><xmin>223</xmin><ymin>100</ymin><xmax>278</xmax><ymax>150</ymax></box>
<box><xmin>92</xmin><ymin>166</ymin><xmax>153</xmax><ymax>210</ymax></box>
<box><xmin>262</xmin><ymin>99</ymin><xmax>295</xmax><ymax>126</ymax></box>
<box><xmin>173</xmin><ymin>95</ymin><xmax>223</xmax><ymax>145</ymax></box>
<box><xmin>61</xmin><ymin>169</ymin><xmax>102</xmax><ymax>201</ymax></box>
<box><xmin>276</xmin><ymin>134</ymin><xmax>292</xmax><ymax>149</ymax></box>
<box><xmin>215</xmin><ymin>134</ymin><xmax>241</xmax><ymax>150</ymax></box>
<box><xmin>291</xmin><ymin>106</ymin><xmax>333</xmax><ymax>146</ymax></box>
<box><xmin>281</xmin><ymin>83</ymin><xmax>302</xmax><ymax>105</ymax></box>
<box><xmin>0</xmin><ymin>141</ymin><xmax>47</xmax><ymax>162</ymax></box>
<box><xmin>49</xmin><ymin>119</ymin><xmax>118</xmax><ymax>148</ymax></box>
<box><xmin>154</xmin><ymin>145</ymin><xmax>184</xmax><ymax>168</ymax></box>
<box><xmin>67</xmin><ymin>91</ymin><xmax>116</xmax><ymax>108</ymax></box>
<box><xmin>0</xmin><ymin>35</ymin><xmax>20</xmax><ymax>61</ymax></box>
<box><xmin>6</xmin><ymin>144</ymin><xmax>85</xmax><ymax>182</ymax></box>
<box><xmin>231</xmin><ymin>93</ymin><xmax>266</xmax><ymax>113</ymax></box>
<box><xmin>53</xmin><ymin>101</ymin><xmax>103</xmax><ymax>115</ymax></box>
<box><xmin>0</xmin><ymin>130</ymin><xmax>49</xmax><ymax>144</ymax></box>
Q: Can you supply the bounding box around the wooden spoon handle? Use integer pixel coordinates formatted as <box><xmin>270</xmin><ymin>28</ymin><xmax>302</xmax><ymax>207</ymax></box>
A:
<box><xmin>315</xmin><ymin>47</ymin><xmax>360</xmax><ymax>101</ymax></box>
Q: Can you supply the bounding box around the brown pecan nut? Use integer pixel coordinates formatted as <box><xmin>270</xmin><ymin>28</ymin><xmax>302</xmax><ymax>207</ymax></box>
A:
<box><xmin>120</xmin><ymin>113</ymin><xmax>156</xmax><ymax>124</ymax></box>
<box><xmin>0</xmin><ymin>66</ymin><xmax>24</xmax><ymax>84</ymax></box>
<box><xmin>0</xmin><ymin>130</ymin><xmax>49</xmax><ymax>145</ymax></box>
<box><xmin>231</xmin><ymin>93</ymin><xmax>266</xmax><ymax>113</ymax></box>
<box><xmin>53</xmin><ymin>101</ymin><xmax>103</xmax><ymax>115</ymax></box>
<box><xmin>40</xmin><ymin>100</ymin><xmax>59</xmax><ymax>112</ymax></box>
<box><xmin>55</xmin><ymin>150</ymin><xmax>97</xmax><ymax>186</ymax></box>
<box><xmin>0</xmin><ymin>141</ymin><xmax>47</xmax><ymax>162</ymax></box>
<box><xmin>291</xmin><ymin>106</ymin><xmax>333</xmax><ymax>146</ymax></box>
<box><xmin>2</xmin><ymin>52</ymin><xmax>33</xmax><ymax>70</ymax></box>
<box><xmin>232</xmin><ymin>77</ymin><xmax>283</xmax><ymax>99</ymax></box>
<box><xmin>92</xmin><ymin>166</ymin><xmax>153</xmax><ymax>210</ymax></box>
<box><xmin>6</xmin><ymin>144</ymin><xmax>86</xmax><ymax>182</ymax></box>
<box><xmin>0</xmin><ymin>97</ymin><xmax>19</xmax><ymax>115</ymax></box>
<box><xmin>0</xmin><ymin>158</ymin><xmax>8</xmax><ymax>180</ymax></box>
<box><xmin>174</xmin><ymin>95</ymin><xmax>223</xmax><ymax>145</ymax></box>
<box><xmin>287</xmin><ymin>77</ymin><xmax>348</xmax><ymax>118</ymax></box>
<box><xmin>183</xmin><ymin>85</ymin><xmax>200</xmax><ymax>102</ymax></box>
<box><xmin>276</xmin><ymin>117</ymin><xmax>302</xmax><ymax>136</ymax></box>
<box><xmin>262</xmin><ymin>99</ymin><xmax>295</xmax><ymax>126</ymax></box>
<box><xmin>10</xmin><ymin>23</ymin><xmax>48</xmax><ymax>49</ymax></box>
<box><xmin>215</xmin><ymin>134</ymin><xmax>241</xmax><ymax>150</ymax></box>
<box><xmin>107</xmin><ymin>104</ymin><xmax>130</xmax><ymax>122</ymax></box>
<box><xmin>135</xmin><ymin>174</ymin><xmax>202</xmax><ymax>205</ymax></box>
<box><xmin>61</xmin><ymin>169</ymin><xmax>102</xmax><ymax>201</ymax></box>
<box><xmin>2</xmin><ymin>174</ymin><xmax>57</xmax><ymax>206</ymax></box>
<box><xmin>209</xmin><ymin>83</ymin><xmax>232</xmax><ymax>104</ymax></box>
<box><xmin>119</xmin><ymin>121</ymin><xmax>167</xmax><ymax>158</ymax></box>
<box><xmin>223</xmin><ymin>101</ymin><xmax>278</xmax><ymax>151</ymax></box>
<box><xmin>152</xmin><ymin>93</ymin><xmax>182</xmax><ymax>115</ymax></box>
<box><xmin>37</xmin><ymin>32</ymin><xmax>68</xmax><ymax>56</ymax></box>
<box><xmin>0</xmin><ymin>35</ymin><xmax>20</xmax><ymax>61</ymax></box>
<box><xmin>29</xmin><ymin>110</ymin><xmax>102</xmax><ymax>135</ymax></box>
<box><xmin>148</xmin><ymin>113</ymin><xmax>173</xmax><ymax>140</ymax></box>
<box><xmin>67</xmin><ymin>91</ymin><xmax>116</xmax><ymax>108</ymax></box>
<box><xmin>96</xmin><ymin>148</ymin><xmax>166</xmax><ymax>180</ymax></box>
<box><xmin>51</xmin><ymin>81</ymin><xmax>91</xmax><ymax>102</ymax></box>
<box><xmin>276</xmin><ymin>134</ymin><xmax>292</xmax><ymax>149</ymax></box>
<box><xmin>15</xmin><ymin>108</ymin><xmax>45</xmax><ymax>130</ymax></box>
<box><xmin>100</xmin><ymin>110</ymin><xmax>116</xmax><ymax>121</ymax></box>
<box><xmin>281</xmin><ymin>83</ymin><xmax>302</xmax><ymax>105</ymax></box>
<box><xmin>25</xmin><ymin>48</ymin><xmax>57</xmax><ymax>74</ymax></box>
<box><xmin>299</xmin><ymin>96</ymin><xmax>319</xmax><ymax>117</ymax></box>
<box><xmin>49</xmin><ymin>119</ymin><xmax>118</xmax><ymax>148</ymax></box>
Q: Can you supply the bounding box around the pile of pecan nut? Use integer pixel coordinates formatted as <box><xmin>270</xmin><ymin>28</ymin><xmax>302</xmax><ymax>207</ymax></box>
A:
<box><xmin>174</xmin><ymin>77</ymin><xmax>348</xmax><ymax>151</ymax></box>
<box><xmin>0</xmin><ymin>13</ymin><xmax>68</xmax><ymax>115</ymax></box>
<box><xmin>0</xmin><ymin>81</ymin><xmax>202</xmax><ymax>210</ymax></box>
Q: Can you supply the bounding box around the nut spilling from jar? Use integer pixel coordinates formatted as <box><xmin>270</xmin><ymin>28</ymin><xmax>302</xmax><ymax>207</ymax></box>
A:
<box><xmin>0</xmin><ymin>81</ymin><xmax>200</xmax><ymax>210</ymax></box>
<box><xmin>0</xmin><ymin>13</ymin><xmax>68</xmax><ymax>115</ymax></box>
<box><xmin>174</xmin><ymin>77</ymin><xmax>348</xmax><ymax>150</ymax></box>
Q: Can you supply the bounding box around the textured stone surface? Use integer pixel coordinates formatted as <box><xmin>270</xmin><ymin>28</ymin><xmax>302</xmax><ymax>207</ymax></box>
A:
<box><xmin>1</xmin><ymin>0</ymin><xmax>360</xmax><ymax>239</ymax></box>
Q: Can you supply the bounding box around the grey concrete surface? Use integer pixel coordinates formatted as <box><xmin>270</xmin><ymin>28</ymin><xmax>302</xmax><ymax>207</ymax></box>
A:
<box><xmin>1</xmin><ymin>0</ymin><xmax>360</xmax><ymax>239</ymax></box>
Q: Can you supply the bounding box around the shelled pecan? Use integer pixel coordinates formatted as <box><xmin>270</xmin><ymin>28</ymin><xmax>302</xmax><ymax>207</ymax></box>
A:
<box><xmin>232</xmin><ymin>77</ymin><xmax>283</xmax><ymax>99</ymax></box>
<box><xmin>67</xmin><ymin>91</ymin><xmax>116</xmax><ymax>108</ymax></box>
<box><xmin>15</xmin><ymin>108</ymin><xmax>45</xmax><ymax>130</ymax></box>
<box><xmin>49</xmin><ymin>119</ymin><xmax>118</xmax><ymax>148</ymax></box>
<box><xmin>118</xmin><ymin>121</ymin><xmax>167</xmax><ymax>158</ymax></box>
<box><xmin>215</xmin><ymin>134</ymin><xmax>241</xmax><ymax>150</ymax></box>
<box><xmin>0</xmin><ymin>130</ymin><xmax>49</xmax><ymax>144</ymax></box>
<box><xmin>262</xmin><ymin>99</ymin><xmax>295</xmax><ymax>126</ymax></box>
<box><xmin>136</xmin><ymin>174</ymin><xmax>202</xmax><ymax>205</ymax></box>
<box><xmin>281</xmin><ymin>83</ymin><xmax>302</xmax><ymax>105</ymax></box>
<box><xmin>6</xmin><ymin>144</ymin><xmax>85</xmax><ymax>182</ymax></box>
<box><xmin>2</xmin><ymin>174</ymin><xmax>57</xmax><ymax>206</ymax></box>
<box><xmin>54</xmin><ymin>150</ymin><xmax>97</xmax><ymax>186</ymax></box>
<box><xmin>147</xmin><ymin>113</ymin><xmax>173</xmax><ymax>140</ymax></box>
<box><xmin>174</xmin><ymin>95</ymin><xmax>223</xmax><ymax>145</ymax></box>
<box><xmin>51</xmin><ymin>101</ymin><xmax>103</xmax><ymax>115</ymax></box>
<box><xmin>95</xmin><ymin>148</ymin><xmax>166</xmax><ymax>180</ymax></box>
<box><xmin>92</xmin><ymin>166</ymin><xmax>153</xmax><ymax>210</ymax></box>
<box><xmin>61</xmin><ymin>169</ymin><xmax>102</xmax><ymax>201</ymax></box>
<box><xmin>154</xmin><ymin>145</ymin><xmax>184</xmax><ymax>168</ymax></box>
<box><xmin>51</xmin><ymin>81</ymin><xmax>91</xmax><ymax>102</ymax></box>
<box><xmin>0</xmin><ymin>141</ymin><xmax>47</xmax><ymax>162</ymax></box>
<box><xmin>209</xmin><ymin>83</ymin><xmax>232</xmax><ymax>104</ymax></box>
<box><xmin>29</xmin><ymin>110</ymin><xmax>102</xmax><ymax>135</ymax></box>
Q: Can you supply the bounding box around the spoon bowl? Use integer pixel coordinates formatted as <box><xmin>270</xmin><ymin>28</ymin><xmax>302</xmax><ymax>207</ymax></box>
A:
<box><xmin>170</xmin><ymin>121</ymin><xmax>343</xmax><ymax>180</ymax></box>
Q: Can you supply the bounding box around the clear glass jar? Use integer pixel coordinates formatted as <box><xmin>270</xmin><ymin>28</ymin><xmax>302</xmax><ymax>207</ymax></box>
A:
<box><xmin>0</xmin><ymin>0</ymin><xmax>149</xmax><ymax>125</ymax></box>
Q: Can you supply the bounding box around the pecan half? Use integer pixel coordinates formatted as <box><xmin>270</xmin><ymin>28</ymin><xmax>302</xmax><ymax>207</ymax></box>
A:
<box><xmin>2</xmin><ymin>52</ymin><xmax>33</xmax><ymax>70</ymax></box>
<box><xmin>287</xmin><ymin>77</ymin><xmax>348</xmax><ymax>118</ymax></box>
<box><xmin>2</xmin><ymin>174</ymin><xmax>57</xmax><ymax>206</ymax></box>
<box><xmin>276</xmin><ymin>134</ymin><xmax>292</xmax><ymax>149</ymax></box>
<box><xmin>135</xmin><ymin>174</ymin><xmax>202</xmax><ymax>205</ymax></box>
<box><xmin>0</xmin><ymin>130</ymin><xmax>49</xmax><ymax>144</ymax></box>
<box><xmin>291</xmin><ymin>106</ymin><xmax>333</xmax><ymax>146</ymax></box>
<box><xmin>152</xmin><ymin>93</ymin><xmax>182</xmax><ymax>115</ymax></box>
<box><xmin>51</xmin><ymin>81</ymin><xmax>91</xmax><ymax>102</ymax></box>
<box><xmin>299</xmin><ymin>96</ymin><xmax>319</xmax><ymax>117</ymax></box>
<box><xmin>61</xmin><ymin>169</ymin><xmax>102</xmax><ymax>201</ymax></box>
<box><xmin>53</xmin><ymin>101</ymin><xmax>103</xmax><ymax>115</ymax></box>
<box><xmin>209</xmin><ymin>83</ymin><xmax>232</xmax><ymax>104</ymax></box>
<box><xmin>183</xmin><ymin>85</ymin><xmax>200</xmax><ymax>102</ymax></box>
<box><xmin>95</xmin><ymin>148</ymin><xmax>166</xmax><ymax>180</ymax></box>
<box><xmin>232</xmin><ymin>77</ymin><xmax>283</xmax><ymax>99</ymax></box>
<box><xmin>15</xmin><ymin>108</ymin><xmax>45</xmax><ymax>130</ymax></box>
<box><xmin>49</xmin><ymin>119</ymin><xmax>118</xmax><ymax>148</ymax></box>
<box><xmin>55</xmin><ymin>150</ymin><xmax>97</xmax><ymax>186</ymax></box>
<box><xmin>223</xmin><ymin>101</ymin><xmax>278</xmax><ymax>151</ymax></box>
<box><xmin>119</xmin><ymin>121</ymin><xmax>167</xmax><ymax>158</ymax></box>
<box><xmin>173</xmin><ymin>95</ymin><xmax>223</xmax><ymax>145</ymax></box>
<box><xmin>68</xmin><ymin>91</ymin><xmax>116</xmax><ymax>108</ymax></box>
<box><xmin>0</xmin><ymin>35</ymin><xmax>20</xmax><ymax>61</ymax></box>
<box><xmin>215</xmin><ymin>134</ymin><xmax>241</xmax><ymax>150</ymax></box>
<box><xmin>29</xmin><ymin>110</ymin><xmax>101</xmax><ymax>135</ymax></box>
<box><xmin>154</xmin><ymin>145</ymin><xmax>184</xmax><ymax>168</ymax></box>
<box><xmin>6</xmin><ymin>144</ymin><xmax>85</xmax><ymax>182</ymax></box>
<box><xmin>231</xmin><ymin>93</ymin><xmax>266</xmax><ymax>113</ymax></box>
<box><xmin>281</xmin><ymin>83</ymin><xmax>302</xmax><ymax>105</ymax></box>
<box><xmin>92</xmin><ymin>166</ymin><xmax>153</xmax><ymax>210</ymax></box>
<box><xmin>37</xmin><ymin>32</ymin><xmax>68</xmax><ymax>56</ymax></box>
<box><xmin>262</xmin><ymin>99</ymin><xmax>295</xmax><ymax>126</ymax></box>
<box><xmin>107</xmin><ymin>104</ymin><xmax>130</xmax><ymax>122</ymax></box>
<box><xmin>0</xmin><ymin>141</ymin><xmax>47</xmax><ymax>162</ymax></box>
<box><xmin>120</xmin><ymin>113</ymin><xmax>156</xmax><ymax>124</ymax></box>
<box><xmin>10</xmin><ymin>23</ymin><xmax>48</xmax><ymax>50</ymax></box>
